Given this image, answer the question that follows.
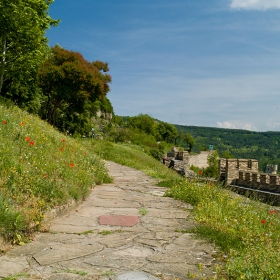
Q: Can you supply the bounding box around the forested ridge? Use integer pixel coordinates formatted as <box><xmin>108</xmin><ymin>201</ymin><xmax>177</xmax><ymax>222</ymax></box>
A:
<box><xmin>175</xmin><ymin>124</ymin><xmax>280</xmax><ymax>171</ymax></box>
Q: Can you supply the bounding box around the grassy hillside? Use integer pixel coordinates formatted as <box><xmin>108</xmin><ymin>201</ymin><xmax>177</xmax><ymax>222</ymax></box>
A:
<box><xmin>175</xmin><ymin>124</ymin><xmax>280</xmax><ymax>171</ymax></box>
<box><xmin>0</xmin><ymin>101</ymin><xmax>111</xmax><ymax>243</ymax></box>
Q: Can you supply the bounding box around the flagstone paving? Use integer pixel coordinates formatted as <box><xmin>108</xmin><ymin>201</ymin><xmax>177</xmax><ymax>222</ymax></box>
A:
<box><xmin>0</xmin><ymin>161</ymin><xmax>218</xmax><ymax>280</ymax></box>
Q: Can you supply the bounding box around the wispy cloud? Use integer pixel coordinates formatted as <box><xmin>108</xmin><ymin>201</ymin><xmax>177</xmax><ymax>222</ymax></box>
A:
<box><xmin>217</xmin><ymin>121</ymin><xmax>257</xmax><ymax>131</ymax></box>
<box><xmin>230</xmin><ymin>0</ymin><xmax>280</xmax><ymax>10</ymax></box>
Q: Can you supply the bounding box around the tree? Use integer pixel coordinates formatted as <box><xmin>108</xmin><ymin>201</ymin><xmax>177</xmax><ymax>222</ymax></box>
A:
<box><xmin>203</xmin><ymin>150</ymin><xmax>219</xmax><ymax>178</ymax></box>
<box><xmin>126</xmin><ymin>114</ymin><xmax>156</xmax><ymax>135</ymax></box>
<box><xmin>157</xmin><ymin>122</ymin><xmax>178</xmax><ymax>143</ymax></box>
<box><xmin>37</xmin><ymin>46</ymin><xmax>112</xmax><ymax>132</ymax></box>
<box><xmin>0</xmin><ymin>0</ymin><xmax>59</xmax><ymax>111</ymax></box>
<box><xmin>184</xmin><ymin>133</ymin><xmax>195</xmax><ymax>152</ymax></box>
<box><xmin>221</xmin><ymin>150</ymin><xmax>234</xmax><ymax>159</ymax></box>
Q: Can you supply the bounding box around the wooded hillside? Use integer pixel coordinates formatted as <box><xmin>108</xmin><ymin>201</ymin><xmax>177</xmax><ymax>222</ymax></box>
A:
<box><xmin>175</xmin><ymin>125</ymin><xmax>280</xmax><ymax>171</ymax></box>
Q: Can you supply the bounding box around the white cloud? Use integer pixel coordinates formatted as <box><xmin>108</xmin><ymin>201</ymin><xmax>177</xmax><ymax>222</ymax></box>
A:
<box><xmin>217</xmin><ymin>121</ymin><xmax>237</xmax><ymax>129</ymax></box>
<box><xmin>217</xmin><ymin>121</ymin><xmax>257</xmax><ymax>131</ymax></box>
<box><xmin>230</xmin><ymin>0</ymin><xmax>280</xmax><ymax>10</ymax></box>
<box><xmin>266</xmin><ymin>119</ymin><xmax>280</xmax><ymax>130</ymax></box>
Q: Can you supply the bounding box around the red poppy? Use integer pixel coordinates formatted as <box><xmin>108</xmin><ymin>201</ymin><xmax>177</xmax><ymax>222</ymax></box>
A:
<box><xmin>269</xmin><ymin>210</ymin><xmax>277</xmax><ymax>215</ymax></box>
<box><xmin>59</xmin><ymin>147</ymin><xmax>63</xmax><ymax>151</ymax></box>
<box><xmin>44</xmin><ymin>174</ymin><xmax>49</xmax><ymax>178</ymax></box>
<box><xmin>29</xmin><ymin>141</ymin><xmax>35</xmax><ymax>146</ymax></box>
<box><xmin>2</xmin><ymin>120</ymin><xmax>6</xmax><ymax>125</ymax></box>
<box><xmin>198</xmin><ymin>170</ymin><xmax>203</xmax><ymax>175</ymax></box>
<box><xmin>20</xmin><ymin>122</ymin><xmax>25</xmax><ymax>126</ymax></box>
<box><xmin>62</xmin><ymin>139</ymin><xmax>66</xmax><ymax>143</ymax></box>
<box><xmin>261</xmin><ymin>220</ymin><xmax>265</xmax><ymax>224</ymax></box>
<box><xmin>69</xmin><ymin>163</ymin><xmax>74</xmax><ymax>168</ymax></box>
<box><xmin>25</xmin><ymin>137</ymin><xmax>31</xmax><ymax>141</ymax></box>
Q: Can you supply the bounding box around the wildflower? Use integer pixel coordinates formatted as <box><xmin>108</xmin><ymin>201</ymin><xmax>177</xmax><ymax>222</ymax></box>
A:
<box><xmin>198</xmin><ymin>170</ymin><xmax>203</xmax><ymax>175</ymax></box>
<box><xmin>25</xmin><ymin>137</ymin><xmax>31</xmax><ymax>141</ymax></box>
<box><xmin>20</xmin><ymin>122</ymin><xmax>25</xmax><ymax>126</ymax></box>
<box><xmin>2</xmin><ymin>120</ymin><xmax>6</xmax><ymax>125</ymax></box>
<box><xmin>261</xmin><ymin>220</ymin><xmax>265</xmax><ymax>224</ymax></box>
<box><xmin>62</xmin><ymin>138</ymin><xmax>66</xmax><ymax>143</ymax></box>
<box><xmin>44</xmin><ymin>174</ymin><xmax>49</xmax><ymax>178</ymax></box>
<box><xmin>59</xmin><ymin>147</ymin><xmax>63</xmax><ymax>151</ymax></box>
<box><xmin>29</xmin><ymin>141</ymin><xmax>35</xmax><ymax>146</ymax></box>
<box><xmin>69</xmin><ymin>163</ymin><xmax>74</xmax><ymax>168</ymax></box>
<box><xmin>269</xmin><ymin>210</ymin><xmax>277</xmax><ymax>215</ymax></box>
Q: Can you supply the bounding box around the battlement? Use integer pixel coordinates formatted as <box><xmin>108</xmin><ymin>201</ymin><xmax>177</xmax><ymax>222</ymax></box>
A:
<box><xmin>219</xmin><ymin>158</ymin><xmax>280</xmax><ymax>193</ymax></box>
<box><xmin>237</xmin><ymin>171</ymin><xmax>280</xmax><ymax>192</ymax></box>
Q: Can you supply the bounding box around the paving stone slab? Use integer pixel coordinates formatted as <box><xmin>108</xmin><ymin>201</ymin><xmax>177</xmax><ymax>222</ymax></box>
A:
<box><xmin>111</xmin><ymin>271</ymin><xmax>160</xmax><ymax>280</ymax></box>
<box><xmin>33</xmin><ymin>243</ymin><xmax>104</xmax><ymax>266</ymax></box>
<box><xmin>99</xmin><ymin>215</ymin><xmax>140</xmax><ymax>227</ymax></box>
<box><xmin>0</xmin><ymin>256</ymin><xmax>29</xmax><ymax>277</ymax></box>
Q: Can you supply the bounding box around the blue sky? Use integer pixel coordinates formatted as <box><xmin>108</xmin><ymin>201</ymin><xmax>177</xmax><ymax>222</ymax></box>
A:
<box><xmin>46</xmin><ymin>0</ymin><xmax>280</xmax><ymax>132</ymax></box>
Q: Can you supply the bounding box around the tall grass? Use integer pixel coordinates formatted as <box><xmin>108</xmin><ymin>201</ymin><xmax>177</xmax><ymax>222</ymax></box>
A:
<box><xmin>165</xmin><ymin>180</ymin><xmax>280</xmax><ymax>279</ymax></box>
<box><xmin>0</xmin><ymin>102</ymin><xmax>111</xmax><ymax>243</ymax></box>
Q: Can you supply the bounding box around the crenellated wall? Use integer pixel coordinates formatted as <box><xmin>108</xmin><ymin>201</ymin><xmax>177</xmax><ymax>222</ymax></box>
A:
<box><xmin>219</xmin><ymin>158</ymin><xmax>280</xmax><ymax>193</ymax></box>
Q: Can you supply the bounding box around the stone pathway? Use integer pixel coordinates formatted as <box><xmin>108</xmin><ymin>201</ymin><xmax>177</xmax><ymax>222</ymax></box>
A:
<box><xmin>0</xmin><ymin>161</ymin><xmax>218</xmax><ymax>279</ymax></box>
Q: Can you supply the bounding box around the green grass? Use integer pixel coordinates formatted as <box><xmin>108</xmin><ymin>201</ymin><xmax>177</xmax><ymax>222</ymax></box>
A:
<box><xmin>139</xmin><ymin>207</ymin><xmax>148</xmax><ymax>215</ymax></box>
<box><xmin>0</xmin><ymin>102</ymin><xmax>112</xmax><ymax>243</ymax></box>
<box><xmin>3</xmin><ymin>273</ymin><xmax>30</xmax><ymax>280</ymax></box>
<box><xmin>84</xmin><ymin>139</ymin><xmax>181</xmax><ymax>182</ymax></box>
<box><xmin>52</xmin><ymin>269</ymin><xmax>87</xmax><ymax>276</ymax></box>
<box><xmin>165</xmin><ymin>180</ymin><xmax>280</xmax><ymax>279</ymax></box>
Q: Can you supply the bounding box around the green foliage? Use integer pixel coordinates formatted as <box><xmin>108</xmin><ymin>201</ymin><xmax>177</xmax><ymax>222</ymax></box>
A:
<box><xmin>0</xmin><ymin>102</ymin><xmax>111</xmax><ymax>242</ymax></box>
<box><xmin>0</xmin><ymin>196</ymin><xmax>26</xmax><ymax>243</ymax></box>
<box><xmin>203</xmin><ymin>150</ymin><xmax>219</xmax><ymax>178</ymax></box>
<box><xmin>221</xmin><ymin>150</ymin><xmax>234</xmax><ymax>159</ymax></box>
<box><xmin>108</xmin><ymin>114</ymin><xmax>178</xmax><ymax>161</ymax></box>
<box><xmin>126</xmin><ymin>114</ymin><xmax>156</xmax><ymax>135</ymax></box>
<box><xmin>165</xmin><ymin>180</ymin><xmax>280</xmax><ymax>279</ymax></box>
<box><xmin>37</xmin><ymin>46</ymin><xmax>112</xmax><ymax>133</ymax></box>
<box><xmin>139</xmin><ymin>207</ymin><xmax>148</xmax><ymax>215</ymax></box>
<box><xmin>0</xmin><ymin>0</ymin><xmax>59</xmax><ymax>110</ymax></box>
<box><xmin>157</xmin><ymin>121</ymin><xmax>178</xmax><ymax>143</ymax></box>
<box><xmin>183</xmin><ymin>133</ymin><xmax>195</xmax><ymax>152</ymax></box>
<box><xmin>189</xmin><ymin>165</ymin><xmax>200</xmax><ymax>175</ymax></box>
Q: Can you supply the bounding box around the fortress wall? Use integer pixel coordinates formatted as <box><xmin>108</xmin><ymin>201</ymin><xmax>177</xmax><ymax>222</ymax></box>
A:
<box><xmin>186</xmin><ymin>151</ymin><xmax>211</xmax><ymax>169</ymax></box>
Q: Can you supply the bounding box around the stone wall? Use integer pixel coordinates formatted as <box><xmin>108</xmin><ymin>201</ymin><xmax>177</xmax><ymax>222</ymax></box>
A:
<box><xmin>219</xmin><ymin>158</ymin><xmax>280</xmax><ymax>193</ymax></box>
<box><xmin>237</xmin><ymin>171</ymin><xmax>280</xmax><ymax>192</ymax></box>
<box><xmin>219</xmin><ymin>158</ymin><xmax>258</xmax><ymax>185</ymax></box>
<box><xmin>184</xmin><ymin>151</ymin><xmax>211</xmax><ymax>169</ymax></box>
<box><xmin>165</xmin><ymin>148</ymin><xmax>211</xmax><ymax>170</ymax></box>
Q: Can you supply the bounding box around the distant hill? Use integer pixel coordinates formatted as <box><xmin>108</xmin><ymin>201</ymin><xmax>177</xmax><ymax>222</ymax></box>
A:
<box><xmin>175</xmin><ymin>125</ymin><xmax>280</xmax><ymax>171</ymax></box>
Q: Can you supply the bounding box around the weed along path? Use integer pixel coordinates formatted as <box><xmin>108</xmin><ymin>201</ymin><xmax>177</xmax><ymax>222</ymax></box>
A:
<box><xmin>0</xmin><ymin>161</ymin><xmax>218</xmax><ymax>280</ymax></box>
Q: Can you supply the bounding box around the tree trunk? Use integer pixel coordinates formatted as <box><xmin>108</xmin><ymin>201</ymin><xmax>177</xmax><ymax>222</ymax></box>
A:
<box><xmin>0</xmin><ymin>35</ymin><xmax>7</xmax><ymax>94</ymax></box>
